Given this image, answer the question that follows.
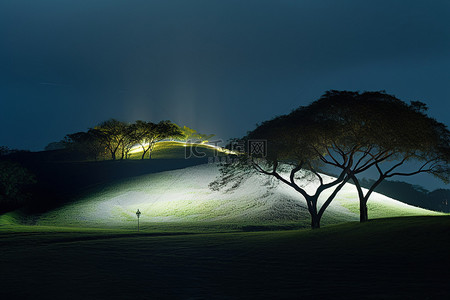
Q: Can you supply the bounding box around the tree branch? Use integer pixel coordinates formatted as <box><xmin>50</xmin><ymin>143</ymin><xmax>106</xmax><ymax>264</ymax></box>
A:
<box><xmin>251</xmin><ymin>159</ymin><xmax>313</xmax><ymax>202</ymax></box>
<box><xmin>318</xmin><ymin>175</ymin><xmax>350</xmax><ymax>219</ymax></box>
<box><xmin>290</xmin><ymin>164</ymin><xmax>303</xmax><ymax>185</ymax></box>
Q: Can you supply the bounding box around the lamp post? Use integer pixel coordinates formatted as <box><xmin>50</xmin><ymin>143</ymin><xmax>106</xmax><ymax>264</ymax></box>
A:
<box><xmin>136</xmin><ymin>209</ymin><xmax>141</xmax><ymax>232</ymax></box>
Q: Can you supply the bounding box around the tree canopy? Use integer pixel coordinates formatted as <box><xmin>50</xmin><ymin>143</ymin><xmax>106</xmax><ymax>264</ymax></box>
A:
<box><xmin>179</xmin><ymin>125</ymin><xmax>215</xmax><ymax>144</ymax></box>
<box><xmin>61</xmin><ymin>119</ymin><xmax>197</xmax><ymax>161</ymax></box>
<box><xmin>214</xmin><ymin>90</ymin><xmax>449</xmax><ymax>228</ymax></box>
<box><xmin>299</xmin><ymin>91</ymin><xmax>450</xmax><ymax>221</ymax></box>
<box><xmin>134</xmin><ymin>120</ymin><xmax>183</xmax><ymax>159</ymax></box>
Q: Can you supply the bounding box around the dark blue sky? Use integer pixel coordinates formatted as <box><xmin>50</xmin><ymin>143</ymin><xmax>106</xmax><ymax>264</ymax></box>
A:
<box><xmin>1</xmin><ymin>0</ymin><xmax>449</xmax><ymax>188</ymax></box>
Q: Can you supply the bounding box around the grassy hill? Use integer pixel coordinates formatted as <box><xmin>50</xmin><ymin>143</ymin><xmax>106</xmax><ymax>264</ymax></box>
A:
<box><xmin>1</xmin><ymin>216</ymin><xmax>449</xmax><ymax>299</ymax></box>
<box><xmin>2</xmin><ymin>142</ymin><xmax>449</xmax><ymax>298</ymax></box>
<box><xmin>4</xmin><ymin>162</ymin><xmax>441</xmax><ymax>231</ymax></box>
<box><xmin>128</xmin><ymin>141</ymin><xmax>230</xmax><ymax>159</ymax></box>
<box><xmin>2</xmin><ymin>141</ymin><xmax>229</xmax><ymax>213</ymax></box>
<box><xmin>2</xmin><ymin>139</ymin><xmax>445</xmax><ymax>230</ymax></box>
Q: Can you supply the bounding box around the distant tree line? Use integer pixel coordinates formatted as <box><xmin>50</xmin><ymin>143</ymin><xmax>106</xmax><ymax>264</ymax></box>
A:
<box><xmin>359</xmin><ymin>178</ymin><xmax>450</xmax><ymax>213</ymax></box>
<box><xmin>49</xmin><ymin>119</ymin><xmax>215</xmax><ymax>161</ymax></box>
<box><xmin>0</xmin><ymin>146</ymin><xmax>30</xmax><ymax>156</ymax></box>
<box><xmin>0</xmin><ymin>147</ymin><xmax>36</xmax><ymax>212</ymax></box>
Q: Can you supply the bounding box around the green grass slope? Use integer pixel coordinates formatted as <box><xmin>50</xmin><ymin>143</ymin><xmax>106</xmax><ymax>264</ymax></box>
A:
<box><xmin>1</xmin><ymin>216</ymin><xmax>449</xmax><ymax>299</ymax></box>
<box><xmin>15</xmin><ymin>163</ymin><xmax>442</xmax><ymax>231</ymax></box>
<box><xmin>2</xmin><ymin>141</ymin><xmax>227</xmax><ymax>213</ymax></box>
<box><xmin>128</xmin><ymin>141</ymin><xmax>229</xmax><ymax>159</ymax></box>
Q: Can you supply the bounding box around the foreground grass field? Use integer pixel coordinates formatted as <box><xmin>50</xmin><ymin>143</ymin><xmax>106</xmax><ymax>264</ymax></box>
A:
<box><xmin>3</xmin><ymin>147</ymin><xmax>448</xmax><ymax>298</ymax></box>
<box><xmin>1</xmin><ymin>216</ymin><xmax>449</xmax><ymax>299</ymax></box>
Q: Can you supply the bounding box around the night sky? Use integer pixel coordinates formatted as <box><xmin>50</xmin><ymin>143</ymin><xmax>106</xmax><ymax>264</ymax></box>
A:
<box><xmin>1</xmin><ymin>1</ymin><xmax>449</xmax><ymax>187</ymax></box>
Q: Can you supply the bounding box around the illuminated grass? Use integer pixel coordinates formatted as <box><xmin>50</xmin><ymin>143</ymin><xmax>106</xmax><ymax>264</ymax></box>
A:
<box><xmin>333</xmin><ymin>183</ymin><xmax>441</xmax><ymax>219</ymax></box>
<box><xmin>127</xmin><ymin>141</ymin><xmax>229</xmax><ymax>159</ymax></box>
<box><xmin>20</xmin><ymin>163</ymin><xmax>443</xmax><ymax>231</ymax></box>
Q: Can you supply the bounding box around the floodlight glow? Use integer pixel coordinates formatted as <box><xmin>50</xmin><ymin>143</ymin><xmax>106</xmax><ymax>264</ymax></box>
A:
<box><xmin>128</xmin><ymin>144</ymin><xmax>147</xmax><ymax>154</ymax></box>
<box><xmin>35</xmin><ymin>163</ymin><xmax>442</xmax><ymax>229</ymax></box>
<box><xmin>128</xmin><ymin>141</ymin><xmax>238</xmax><ymax>155</ymax></box>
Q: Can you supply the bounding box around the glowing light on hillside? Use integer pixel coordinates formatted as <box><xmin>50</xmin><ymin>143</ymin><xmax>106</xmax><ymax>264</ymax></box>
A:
<box><xmin>128</xmin><ymin>141</ymin><xmax>238</xmax><ymax>155</ymax></box>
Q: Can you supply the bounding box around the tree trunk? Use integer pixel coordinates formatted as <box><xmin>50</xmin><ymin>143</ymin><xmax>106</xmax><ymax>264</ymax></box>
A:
<box><xmin>148</xmin><ymin>142</ymin><xmax>155</xmax><ymax>159</ymax></box>
<box><xmin>311</xmin><ymin>215</ymin><xmax>321</xmax><ymax>229</ymax></box>
<box><xmin>140</xmin><ymin>145</ymin><xmax>147</xmax><ymax>160</ymax></box>
<box><xmin>309</xmin><ymin>203</ymin><xmax>321</xmax><ymax>229</ymax></box>
<box><xmin>350</xmin><ymin>175</ymin><xmax>370</xmax><ymax>223</ymax></box>
<box><xmin>360</xmin><ymin>200</ymin><xmax>368</xmax><ymax>222</ymax></box>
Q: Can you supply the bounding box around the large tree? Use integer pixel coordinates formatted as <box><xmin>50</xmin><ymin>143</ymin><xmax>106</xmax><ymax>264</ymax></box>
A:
<box><xmin>90</xmin><ymin>119</ymin><xmax>129</xmax><ymax>160</ymax></box>
<box><xmin>135</xmin><ymin>120</ymin><xmax>183</xmax><ymax>159</ymax></box>
<box><xmin>119</xmin><ymin>123</ymin><xmax>141</xmax><ymax>160</ymax></box>
<box><xmin>306</xmin><ymin>91</ymin><xmax>450</xmax><ymax>222</ymax></box>
<box><xmin>213</xmin><ymin>90</ymin><xmax>449</xmax><ymax>228</ymax></box>
<box><xmin>213</xmin><ymin>103</ymin><xmax>361</xmax><ymax>229</ymax></box>
<box><xmin>64</xmin><ymin>131</ymin><xmax>105</xmax><ymax>160</ymax></box>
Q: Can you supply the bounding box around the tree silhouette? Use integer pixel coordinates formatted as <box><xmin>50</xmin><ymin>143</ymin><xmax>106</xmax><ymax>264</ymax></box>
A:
<box><xmin>179</xmin><ymin>125</ymin><xmax>198</xmax><ymax>142</ymax></box>
<box><xmin>304</xmin><ymin>91</ymin><xmax>450</xmax><ymax>222</ymax></box>
<box><xmin>239</xmin><ymin>102</ymin><xmax>358</xmax><ymax>229</ymax></box>
<box><xmin>119</xmin><ymin>123</ymin><xmax>140</xmax><ymax>160</ymax></box>
<box><xmin>44</xmin><ymin>141</ymin><xmax>66</xmax><ymax>151</ymax></box>
<box><xmin>212</xmin><ymin>90</ymin><xmax>449</xmax><ymax>228</ymax></box>
<box><xmin>178</xmin><ymin>125</ymin><xmax>215</xmax><ymax>144</ymax></box>
<box><xmin>134</xmin><ymin>121</ymin><xmax>157</xmax><ymax>159</ymax></box>
<box><xmin>64</xmin><ymin>131</ymin><xmax>105</xmax><ymax>160</ymax></box>
<box><xmin>90</xmin><ymin>119</ymin><xmax>129</xmax><ymax>160</ymax></box>
<box><xmin>213</xmin><ymin>102</ymin><xmax>356</xmax><ymax>229</ymax></box>
<box><xmin>134</xmin><ymin>120</ymin><xmax>183</xmax><ymax>159</ymax></box>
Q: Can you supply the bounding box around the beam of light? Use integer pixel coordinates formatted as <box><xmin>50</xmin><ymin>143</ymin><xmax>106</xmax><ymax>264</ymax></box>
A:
<box><xmin>128</xmin><ymin>141</ymin><xmax>238</xmax><ymax>155</ymax></box>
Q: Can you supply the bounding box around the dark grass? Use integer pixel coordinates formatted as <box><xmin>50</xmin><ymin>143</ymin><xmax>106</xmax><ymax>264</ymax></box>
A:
<box><xmin>1</xmin><ymin>216</ymin><xmax>449</xmax><ymax>299</ymax></box>
<box><xmin>6</xmin><ymin>156</ymin><xmax>208</xmax><ymax>213</ymax></box>
<box><xmin>2</xmin><ymin>141</ymin><xmax>228</xmax><ymax>214</ymax></box>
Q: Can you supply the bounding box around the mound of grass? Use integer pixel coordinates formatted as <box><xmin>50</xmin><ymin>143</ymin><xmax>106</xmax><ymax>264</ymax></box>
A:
<box><xmin>25</xmin><ymin>163</ymin><xmax>443</xmax><ymax>232</ymax></box>
<box><xmin>0</xmin><ymin>211</ymin><xmax>24</xmax><ymax>226</ymax></box>
<box><xmin>128</xmin><ymin>141</ymin><xmax>229</xmax><ymax>159</ymax></box>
